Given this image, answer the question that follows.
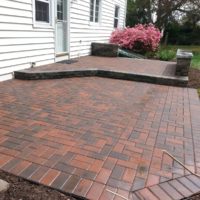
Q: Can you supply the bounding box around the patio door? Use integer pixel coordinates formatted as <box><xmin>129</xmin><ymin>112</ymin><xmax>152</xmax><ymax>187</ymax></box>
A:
<box><xmin>56</xmin><ymin>0</ymin><xmax>68</xmax><ymax>54</ymax></box>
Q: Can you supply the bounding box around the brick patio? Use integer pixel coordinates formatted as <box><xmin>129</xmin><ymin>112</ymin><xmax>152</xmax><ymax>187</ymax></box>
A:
<box><xmin>0</xmin><ymin>76</ymin><xmax>200</xmax><ymax>199</ymax></box>
<box><xmin>22</xmin><ymin>56</ymin><xmax>176</xmax><ymax>77</ymax></box>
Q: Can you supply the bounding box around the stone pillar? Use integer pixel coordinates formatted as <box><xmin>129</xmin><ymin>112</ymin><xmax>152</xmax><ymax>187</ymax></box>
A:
<box><xmin>176</xmin><ymin>49</ymin><xmax>193</xmax><ymax>76</ymax></box>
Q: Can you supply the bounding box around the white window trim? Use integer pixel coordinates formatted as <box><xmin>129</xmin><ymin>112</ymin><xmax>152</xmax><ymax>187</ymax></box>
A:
<box><xmin>89</xmin><ymin>0</ymin><xmax>101</xmax><ymax>25</ymax></box>
<box><xmin>114</xmin><ymin>5</ymin><xmax>120</xmax><ymax>28</ymax></box>
<box><xmin>32</xmin><ymin>0</ymin><xmax>53</xmax><ymax>28</ymax></box>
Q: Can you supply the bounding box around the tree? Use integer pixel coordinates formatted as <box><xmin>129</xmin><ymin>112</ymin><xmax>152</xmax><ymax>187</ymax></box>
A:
<box><xmin>126</xmin><ymin>0</ymin><xmax>152</xmax><ymax>27</ymax></box>
<box><xmin>126</xmin><ymin>0</ymin><xmax>200</xmax><ymax>29</ymax></box>
<box><xmin>153</xmin><ymin>0</ymin><xmax>200</xmax><ymax>29</ymax></box>
<box><xmin>178</xmin><ymin>0</ymin><xmax>200</xmax><ymax>29</ymax></box>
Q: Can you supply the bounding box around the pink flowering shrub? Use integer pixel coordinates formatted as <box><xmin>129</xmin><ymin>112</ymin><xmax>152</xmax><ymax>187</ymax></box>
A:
<box><xmin>110</xmin><ymin>24</ymin><xmax>162</xmax><ymax>53</ymax></box>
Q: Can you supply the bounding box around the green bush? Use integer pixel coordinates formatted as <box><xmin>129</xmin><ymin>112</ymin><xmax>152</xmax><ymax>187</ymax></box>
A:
<box><xmin>157</xmin><ymin>49</ymin><xmax>176</xmax><ymax>61</ymax></box>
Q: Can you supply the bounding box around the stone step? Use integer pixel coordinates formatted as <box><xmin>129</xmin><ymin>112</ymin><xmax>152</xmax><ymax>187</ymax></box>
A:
<box><xmin>132</xmin><ymin>175</ymin><xmax>200</xmax><ymax>200</ymax></box>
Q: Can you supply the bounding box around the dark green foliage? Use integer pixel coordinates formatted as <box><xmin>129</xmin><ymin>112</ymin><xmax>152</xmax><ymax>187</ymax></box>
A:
<box><xmin>126</xmin><ymin>0</ymin><xmax>152</xmax><ymax>27</ymax></box>
<box><xmin>165</xmin><ymin>23</ymin><xmax>200</xmax><ymax>45</ymax></box>
<box><xmin>126</xmin><ymin>0</ymin><xmax>200</xmax><ymax>46</ymax></box>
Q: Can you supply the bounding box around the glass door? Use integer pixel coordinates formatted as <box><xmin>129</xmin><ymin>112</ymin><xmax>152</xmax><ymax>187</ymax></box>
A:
<box><xmin>56</xmin><ymin>0</ymin><xmax>68</xmax><ymax>54</ymax></box>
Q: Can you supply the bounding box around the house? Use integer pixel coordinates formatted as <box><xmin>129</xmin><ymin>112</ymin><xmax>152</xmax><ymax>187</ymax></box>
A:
<box><xmin>0</xmin><ymin>0</ymin><xmax>127</xmax><ymax>81</ymax></box>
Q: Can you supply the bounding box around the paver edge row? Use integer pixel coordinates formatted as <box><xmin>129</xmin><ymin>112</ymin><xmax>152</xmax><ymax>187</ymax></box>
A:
<box><xmin>0</xmin><ymin>168</ymin><xmax>87</xmax><ymax>200</ymax></box>
<box><xmin>14</xmin><ymin>68</ymin><xmax>188</xmax><ymax>87</ymax></box>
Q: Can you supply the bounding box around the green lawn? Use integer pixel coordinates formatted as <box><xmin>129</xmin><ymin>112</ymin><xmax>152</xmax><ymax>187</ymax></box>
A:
<box><xmin>159</xmin><ymin>45</ymin><xmax>200</xmax><ymax>69</ymax></box>
<box><xmin>192</xmin><ymin>54</ymin><xmax>200</xmax><ymax>69</ymax></box>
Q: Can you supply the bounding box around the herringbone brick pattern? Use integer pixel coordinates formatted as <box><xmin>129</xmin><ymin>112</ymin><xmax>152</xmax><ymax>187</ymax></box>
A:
<box><xmin>0</xmin><ymin>77</ymin><xmax>200</xmax><ymax>200</ymax></box>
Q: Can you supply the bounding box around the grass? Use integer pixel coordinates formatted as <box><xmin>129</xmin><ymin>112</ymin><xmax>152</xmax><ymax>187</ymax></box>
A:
<box><xmin>192</xmin><ymin>54</ymin><xmax>200</xmax><ymax>69</ymax></box>
<box><xmin>159</xmin><ymin>45</ymin><xmax>200</xmax><ymax>69</ymax></box>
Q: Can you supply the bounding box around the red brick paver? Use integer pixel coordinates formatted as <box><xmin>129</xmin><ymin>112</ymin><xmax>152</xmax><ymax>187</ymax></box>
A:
<box><xmin>26</xmin><ymin>56</ymin><xmax>176</xmax><ymax>77</ymax></box>
<box><xmin>0</xmin><ymin>77</ymin><xmax>200</xmax><ymax>200</ymax></box>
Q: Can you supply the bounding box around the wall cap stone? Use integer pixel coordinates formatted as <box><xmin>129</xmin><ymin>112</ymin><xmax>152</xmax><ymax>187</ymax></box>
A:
<box><xmin>176</xmin><ymin>49</ymin><xmax>193</xmax><ymax>59</ymax></box>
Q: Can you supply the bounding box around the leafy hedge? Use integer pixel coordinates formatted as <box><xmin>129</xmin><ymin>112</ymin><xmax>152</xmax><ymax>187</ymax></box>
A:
<box><xmin>110</xmin><ymin>24</ymin><xmax>161</xmax><ymax>54</ymax></box>
<box><xmin>165</xmin><ymin>23</ymin><xmax>200</xmax><ymax>45</ymax></box>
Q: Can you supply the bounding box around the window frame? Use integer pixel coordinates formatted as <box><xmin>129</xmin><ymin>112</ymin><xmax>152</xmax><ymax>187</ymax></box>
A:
<box><xmin>114</xmin><ymin>5</ymin><xmax>120</xmax><ymax>28</ymax></box>
<box><xmin>33</xmin><ymin>0</ymin><xmax>53</xmax><ymax>28</ymax></box>
<box><xmin>57</xmin><ymin>0</ymin><xmax>64</xmax><ymax>21</ymax></box>
<box><xmin>90</xmin><ymin>0</ymin><xmax>101</xmax><ymax>24</ymax></box>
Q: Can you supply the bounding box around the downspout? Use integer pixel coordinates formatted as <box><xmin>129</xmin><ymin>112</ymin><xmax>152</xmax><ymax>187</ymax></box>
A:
<box><xmin>68</xmin><ymin>0</ymin><xmax>72</xmax><ymax>59</ymax></box>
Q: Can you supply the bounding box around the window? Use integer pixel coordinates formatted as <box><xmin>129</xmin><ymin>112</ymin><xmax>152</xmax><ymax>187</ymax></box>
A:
<box><xmin>35</xmin><ymin>0</ymin><xmax>50</xmax><ymax>23</ymax></box>
<box><xmin>57</xmin><ymin>0</ymin><xmax>64</xmax><ymax>20</ymax></box>
<box><xmin>114</xmin><ymin>6</ymin><xmax>120</xmax><ymax>28</ymax></box>
<box><xmin>90</xmin><ymin>0</ymin><xmax>101</xmax><ymax>23</ymax></box>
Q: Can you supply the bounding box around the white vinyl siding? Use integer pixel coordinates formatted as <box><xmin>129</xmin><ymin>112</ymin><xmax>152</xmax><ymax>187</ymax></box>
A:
<box><xmin>69</xmin><ymin>0</ymin><xmax>127</xmax><ymax>58</ymax></box>
<box><xmin>0</xmin><ymin>0</ymin><xmax>55</xmax><ymax>81</ymax></box>
<box><xmin>0</xmin><ymin>0</ymin><xmax>127</xmax><ymax>81</ymax></box>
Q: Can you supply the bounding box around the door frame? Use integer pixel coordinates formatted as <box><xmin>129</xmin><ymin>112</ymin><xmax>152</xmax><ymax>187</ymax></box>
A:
<box><xmin>54</xmin><ymin>0</ymin><xmax>70</xmax><ymax>58</ymax></box>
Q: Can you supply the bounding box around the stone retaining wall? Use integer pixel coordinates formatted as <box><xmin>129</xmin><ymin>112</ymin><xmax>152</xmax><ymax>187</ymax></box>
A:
<box><xmin>91</xmin><ymin>43</ymin><xmax>119</xmax><ymax>57</ymax></box>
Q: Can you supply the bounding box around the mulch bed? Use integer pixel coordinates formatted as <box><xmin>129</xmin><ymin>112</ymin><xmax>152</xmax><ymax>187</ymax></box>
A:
<box><xmin>182</xmin><ymin>193</ymin><xmax>200</xmax><ymax>200</ymax></box>
<box><xmin>188</xmin><ymin>68</ymin><xmax>200</xmax><ymax>89</ymax></box>
<box><xmin>0</xmin><ymin>170</ymin><xmax>78</xmax><ymax>200</ymax></box>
